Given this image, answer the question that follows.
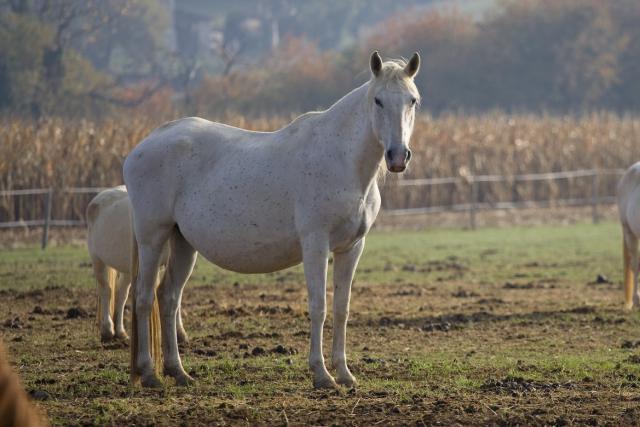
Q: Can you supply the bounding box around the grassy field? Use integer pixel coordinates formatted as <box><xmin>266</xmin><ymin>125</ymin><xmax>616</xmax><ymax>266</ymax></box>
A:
<box><xmin>1</xmin><ymin>222</ymin><xmax>640</xmax><ymax>425</ymax></box>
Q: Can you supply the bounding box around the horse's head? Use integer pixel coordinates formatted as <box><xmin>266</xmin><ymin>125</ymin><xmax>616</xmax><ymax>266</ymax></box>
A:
<box><xmin>368</xmin><ymin>51</ymin><xmax>421</xmax><ymax>173</ymax></box>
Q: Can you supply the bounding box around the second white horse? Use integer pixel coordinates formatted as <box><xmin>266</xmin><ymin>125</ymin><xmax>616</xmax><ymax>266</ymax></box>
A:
<box><xmin>87</xmin><ymin>186</ymin><xmax>187</xmax><ymax>343</ymax></box>
<box><xmin>618</xmin><ymin>162</ymin><xmax>640</xmax><ymax>309</ymax></box>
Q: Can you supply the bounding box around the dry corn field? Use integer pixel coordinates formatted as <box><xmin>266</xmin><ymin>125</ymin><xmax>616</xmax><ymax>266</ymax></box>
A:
<box><xmin>2</xmin><ymin>114</ymin><xmax>640</xmax><ymax>223</ymax></box>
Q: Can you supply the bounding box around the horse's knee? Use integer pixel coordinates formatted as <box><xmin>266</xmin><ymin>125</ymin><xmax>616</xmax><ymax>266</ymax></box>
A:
<box><xmin>333</xmin><ymin>308</ymin><xmax>349</xmax><ymax>325</ymax></box>
<box><xmin>135</xmin><ymin>292</ymin><xmax>154</xmax><ymax>314</ymax></box>
<box><xmin>308</xmin><ymin>300</ymin><xmax>326</xmax><ymax>322</ymax></box>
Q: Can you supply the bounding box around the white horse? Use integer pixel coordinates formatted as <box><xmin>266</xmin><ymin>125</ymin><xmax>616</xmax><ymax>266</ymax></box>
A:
<box><xmin>86</xmin><ymin>186</ymin><xmax>188</xmax><ymax>343</ymax></box>
<box><xmin>124</xmin><ymin>51</ymin><xmax>421</xmax><ymax>388</ymax></box>
<box><xmin>618</xmin><ymin>162</ymin><xmax>640</xmax><ymax>309</ymax></box>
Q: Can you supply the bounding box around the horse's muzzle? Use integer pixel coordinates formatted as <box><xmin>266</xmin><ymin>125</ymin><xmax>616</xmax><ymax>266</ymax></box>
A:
<box><xmin>385</xmin><ymin>147</ymin><xmax>411</xmax><ymax>173</ymax></box>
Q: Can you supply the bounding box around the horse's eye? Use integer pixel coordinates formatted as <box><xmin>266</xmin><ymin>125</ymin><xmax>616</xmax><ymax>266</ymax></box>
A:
<box><xmin>410</xmin><ymin>97</ymin><xmax>417</xmax><ymax>106</ymax></box>
<box><xmin>374</xmin><ymin>97</ymin><xmax>383</xmax><ymax>108</ymax></box>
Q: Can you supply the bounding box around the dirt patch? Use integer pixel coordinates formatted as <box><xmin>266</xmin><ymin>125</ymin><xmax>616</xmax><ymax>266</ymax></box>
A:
<box><xmin>481</xmin><ymin>376</ymin><xmax>575</xmax><ymax>396</ymax></box>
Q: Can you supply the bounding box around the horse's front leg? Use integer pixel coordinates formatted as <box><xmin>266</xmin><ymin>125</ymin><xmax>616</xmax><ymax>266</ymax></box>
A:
<box><xmin>332</xmin><ymin>238</ymin><xmax>364</xmax><ymax>388</ymax></box>
<box><xmin>302</xmin><ymin>233</ymin><xmax>338</xmax><ymax>389</ymax></box>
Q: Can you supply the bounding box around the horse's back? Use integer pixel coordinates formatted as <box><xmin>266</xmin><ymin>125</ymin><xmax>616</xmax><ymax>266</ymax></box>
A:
<box><xmin>87</xmin><ymin>186</ymin><xmax>131</xmax><ymax>273</ymax></box>
<box><xmin>124</xmin><ymin>117</ymin><xmax>263</xmax><ymax>212</ymax></box>
<box><xmin>618</xmin><ymin>162</ymin><xmax>640</xmax><ymax>236</ymax></box>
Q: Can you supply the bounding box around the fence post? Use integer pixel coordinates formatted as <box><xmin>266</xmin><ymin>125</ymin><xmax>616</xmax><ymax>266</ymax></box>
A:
<box><xmin>41</xmin><ymin>188</ymin><xmax>52</xmax><ymax>250</ymax></box>
<box><xmin>469</xmin><ymin>177</ymin><xmax>478</xmax><ymax>230</ymax></box>
<box><xmin>591</xmin><ymin>171</ymin><xmax>599</xmax><ymax>224</ymax></box>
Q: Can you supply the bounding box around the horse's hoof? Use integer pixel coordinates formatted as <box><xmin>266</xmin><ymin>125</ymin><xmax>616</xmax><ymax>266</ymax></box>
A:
<box><xmin>100</xmin><ymin>332</ymin><xmax>115</xmax><ymax>343</ymax></box>
<box><xmin>336</xmin><ymin>374</ymin><xmax>357</xmax><ymax>388</ymax></box>
<box><xmin>174</xmin><ymin>374</ymin><xmax>195</xmax><ymax>387</ymax></box>
<box><xmin>140</xmin><ymin>374</ymin><xmax>163</xmax><ymax>388</ymax></box>
<box><xmin>177</xmin><ymin>330</ymin><xmax>189</xmax><ymax>344</ymax></box>
<box><xmin>164</xmin><ymin>367</ymin><xmax>194</xmax><ymax>386</ymax></box>
<box><xmin>115</xmin><ymin>331</ymin><xmax>130</xmax><ymax>342</ymax></box>
<box><xmin>313</xmin><ymin>375</ymin><xmax>339</xmax><ymax>390</ymax></box>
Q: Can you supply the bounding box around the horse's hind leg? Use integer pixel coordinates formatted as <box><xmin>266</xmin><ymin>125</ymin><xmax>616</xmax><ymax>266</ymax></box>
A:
<box><xmin>93</xmin><ymin>258</ymin><xmax>114</xmax><ymax>342</ymax></box>
<box><xmin>158</xmin><ymin>228</ymin><xmax>197</xmax><ymax>386</ymax></box>
<box><xmin>134</xmin><ymin>230</ymin><xmax>171</xmax><ymax>388</ymax></box>
<box><xmin>331</xmin><ymin>239</ymin><xmax>364</xmax><ymax>388</ymax></box>
<box><xmin>176</xmin><ymin>296</ymin><xmax>188</xmax><ymax>344</ymax></box>
<box><xmin>114</xmin><ymin>273</ymin><xmax>131</xmax><ymax>341</ymax></box>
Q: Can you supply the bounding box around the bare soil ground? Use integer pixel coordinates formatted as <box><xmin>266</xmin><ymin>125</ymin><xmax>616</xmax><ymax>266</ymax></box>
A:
<box><xmin>1</xmin><ymin>222</ymin><xmax>639</xmax><ymax>426</ymax></box>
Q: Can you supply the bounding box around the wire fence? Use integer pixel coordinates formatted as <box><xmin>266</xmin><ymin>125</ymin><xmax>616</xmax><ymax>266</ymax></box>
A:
<box><xmin>0</xmin><ymin>168</ymin><xmax>626</xmax><ymax>249</ymax></box>
<box><xmin>382</xmin><ymin>168</ymin><xmax>625</xmax><ymax>229</ymax></box>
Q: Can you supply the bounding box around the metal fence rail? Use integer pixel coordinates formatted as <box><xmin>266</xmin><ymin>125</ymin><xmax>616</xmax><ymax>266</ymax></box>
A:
<box><xmin>0</xmin><ymin>169</ymin><xmax>627</xmax><ymax>249</ymax></box>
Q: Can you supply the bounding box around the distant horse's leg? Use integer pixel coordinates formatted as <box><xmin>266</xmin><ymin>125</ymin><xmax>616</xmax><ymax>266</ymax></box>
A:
<box><xmin>158</xmin><ymin>228</ymin><xmax>197</xmax><ymax>386</ymax></box>
<box><xmin>93</xmin><ymin>258</ymin><xmax>115</xmax><ymax>342</ymax></box>
<box><xmin>302</xmin><ymin>234</ymin><xmax>337</xmax><ymax>389</ymax></box>
<box><xmin>135</xmin><ymin>232</ymin><xmax>170</xmax><ymax>388</ymax></box>
<box><xmin>624</xmin><ymin>225</ymin><xmax>639</xmax><ymax>309</ymax></box>
<box><xmin>331</xmin><ymin>239</ymin><xmax>364</xmax><ymax>387</ymax></box>
<box><xmin>114</xmin><ymin>273</ymin><xmax>131</xmax><ymax>341</ymax></box>
<box><xmin>176</xmin><ymin>295</ymin><xmax>188</xmax><ymax>344</ymax></box>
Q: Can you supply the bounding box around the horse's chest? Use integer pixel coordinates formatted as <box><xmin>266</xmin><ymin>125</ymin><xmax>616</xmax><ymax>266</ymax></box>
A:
<box><xmin>328</xmin><ymin>195</ymin><xmax>379</xmax><ymax>252</ymax></box>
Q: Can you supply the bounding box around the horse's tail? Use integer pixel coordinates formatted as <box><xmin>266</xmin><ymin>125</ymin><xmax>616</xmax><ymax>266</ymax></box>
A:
<box><xmin>129</xmin><ymin>216</ymin><xmax>163</xmax><ymax>385</ymax></box>
<box><xmin>95</xmin><ymin>265</ymin><xmax>117</xmax><ymax>331</ymax></box>
<box><xmin>0</xmin><ymin>340</ymin><xmax>47</xmax><ymax>426</ymax></box>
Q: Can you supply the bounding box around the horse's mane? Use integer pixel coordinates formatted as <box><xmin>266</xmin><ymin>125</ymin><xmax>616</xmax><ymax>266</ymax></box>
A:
<box><xmin>0</xmin><ymin>341</ymin><xmax>46</xmax><ymax>426</ymax></box>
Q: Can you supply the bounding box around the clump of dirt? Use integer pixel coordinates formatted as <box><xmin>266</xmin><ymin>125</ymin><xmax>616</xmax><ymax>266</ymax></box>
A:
<box><xmin>566</xmin><ymin>306</ymin><xmax>596</xmax><ymax>314</ymax></box>
<box><xmin>503</xmin><ymin>282</ymin><xmax>538</xmax><ymax>289</ymax></box>
<box><xmin>452</xmin><ymin>289</ymin><xmax>478</xmax><ymax>298</ymax></box>
<box><xmin>255</xmin><ymin>305</ymin><xmax>295</xmax><ymax>315</ymax></box>
<box><xmin>625</xmin><ymin>355</ymin><xmax>640</xmax><ymax>364</ymax></box>
<box><xmin>271</xmin><ymin>344</ymin><xmax>297</xmax><ymax>355</ymax></box>
<box><xmin>398</xmin><ymin>258</ymin><xmax>467</xmax><ymax>274</ymax></box>
<box><xmin>65</xmin><ymin>307</ymin><xmax>88</xmax><ymax>319</ymax></box>
<box><xmin>476</xmin><ymin>298</ymin><xmax>504</xmax><ymax>305</ymax></box>
<box><xmin>389</xmin><ymin>289</ymin><xmax>423</xmax><ymax>297</ymax></box>
<box><xmin>222</xmin><ymin>306</ymin><xmax>249</xmax><ymax>317</ymax></box>
<box><xmin>243</xmin><ymin>345</ymin><xmax>297</xmax><ymax>357</ymax></box>
<box><xmin>29</xmin><ymin>390</ymin><xmax>51</xmax><ymax>401</ymax></box>
<box><xmin>587</xmin><ymin>274</ymin><xmax>615</xmax><ymax>286</ymax></box>
<box><xmin>481</xmin><ymin>376</ymin><xmax>573</xmax><ymax>395</ymax></box>
<box><xmin>3</xmin><ymin>316</ymin><xmax>23</xmax><ymax>329</ymax></box>
<box><xmin>193</xmin><ymin>348</ymin><xmax>217</xmax><ymax>357</ymax></box>
<box><xmin>362</xmin><ymin>356</ymin><xmax>386</xmax><ymax>364</ymax></box>
<box><xmin>421</xmin><ymin>322</ymin><xmax>452</xmax><ymax>332</ymax></box>
<box><xmin>593</xmin><ymin>316</ymin><xmax>625</xmax><ymax>324</ymax></box>
<box><xmin>32</xmin><ymin>305</ymin><xmax>50</xmax><ymax>315</ymax></box>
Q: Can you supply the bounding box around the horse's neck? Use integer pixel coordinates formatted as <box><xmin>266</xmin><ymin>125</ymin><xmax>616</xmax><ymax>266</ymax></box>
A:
<box><xmin>317</xmin><ymin>82</ymin><xmax>382</xmax><ymax>191</ymax></box>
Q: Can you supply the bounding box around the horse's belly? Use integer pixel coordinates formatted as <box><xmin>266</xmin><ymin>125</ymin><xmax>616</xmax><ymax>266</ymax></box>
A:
<box><xmin>177</xmin><ymin>205</ymin><xmax>302</xmax><ymax>273</ymax></box>
<box><xmin>199</xmin><ymin>237</ymin><xmax>302</xmax><ymax>273</ymax></box>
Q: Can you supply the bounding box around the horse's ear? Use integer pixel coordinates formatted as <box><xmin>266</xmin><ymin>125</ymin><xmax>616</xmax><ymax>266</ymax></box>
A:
<box><xmin>404</xmin><ymin>52</ymin><xmax>420</xmax><ymax>78</ymax></box>
<box><xmin>370</xmin><ymin>51</ymin><xmax>382</xmax><ymax>77</ymax></box>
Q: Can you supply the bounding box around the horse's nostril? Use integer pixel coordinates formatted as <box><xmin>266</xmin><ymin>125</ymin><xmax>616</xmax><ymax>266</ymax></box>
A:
<box><xmin>406</xmin><ymin>150</ymin><xmax>412</xmax><ymax>161</ymax></box>
<box><xmin>385</xmin><ymin>149</ymin><xmax>393</xmax><ymax>160</ymax></box>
